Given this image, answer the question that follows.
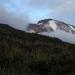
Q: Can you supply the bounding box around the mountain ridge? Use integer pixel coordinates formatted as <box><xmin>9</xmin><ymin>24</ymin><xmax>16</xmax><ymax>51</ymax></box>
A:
<box><xmin>0</xmin><ymin>23</ymin><xmax>75</xmax><ymax>75</ymax></box>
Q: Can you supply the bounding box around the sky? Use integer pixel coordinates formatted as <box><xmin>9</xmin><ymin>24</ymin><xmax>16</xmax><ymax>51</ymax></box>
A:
<box><xmin>0</xmin><ymin>0</ymin><xmax>75</xmax><ymax>30</ymax></box>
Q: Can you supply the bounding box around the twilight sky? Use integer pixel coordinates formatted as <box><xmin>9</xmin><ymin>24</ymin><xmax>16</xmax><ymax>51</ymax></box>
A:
<box><xmin>0</xmin><ymin>0</ymin><xmax>75</xmax><ymax>30</ymax></box>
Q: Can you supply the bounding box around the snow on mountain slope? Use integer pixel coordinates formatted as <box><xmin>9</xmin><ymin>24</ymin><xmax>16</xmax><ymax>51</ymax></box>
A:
<box><xmin>26</xmin><ymin>19</ymin><xmax>75</xmax><ymax>44</ymax></box>
<box><xmin>48</xmin><ymin>20</ymin><xmax>57</xmax><ymax>31</ymax></box>
<box><xmin>69</xmin><ymin>25</ymin><xmax>75</xmax><ymax>31</ymax></box>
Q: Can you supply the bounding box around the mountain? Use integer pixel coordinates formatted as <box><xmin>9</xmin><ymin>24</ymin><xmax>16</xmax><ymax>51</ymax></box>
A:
<box><xmin>27</xmin><ymin>19</ymin><xmax>75</xmax><ymax>33</ymax></box>
<box><xmin>0</xmin><ymin>23</ymin><xmax>75</xmax><ymax>75</ymax></box>
<box><xmin>26</xmin><ymin>19</ymin><xmax>75</xmax><ymax>43</ymax></box>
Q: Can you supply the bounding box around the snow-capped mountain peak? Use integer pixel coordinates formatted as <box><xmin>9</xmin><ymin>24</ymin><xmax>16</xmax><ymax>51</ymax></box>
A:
<box><xmin>26</xmin><ymin>19</ymin><xmax>75</xmax><ymax>34</ymax></box>
<box><xmin>26</xmin><ymin>19</ymin><xmax>75</xmax><ymax>44</ymax></box>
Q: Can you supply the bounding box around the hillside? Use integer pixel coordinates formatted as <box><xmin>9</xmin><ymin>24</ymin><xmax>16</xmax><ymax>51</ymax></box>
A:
<box><xmin>0</xmin><ymin>23</ymin><xmax>75</xmax><ymax>75</ymax></box>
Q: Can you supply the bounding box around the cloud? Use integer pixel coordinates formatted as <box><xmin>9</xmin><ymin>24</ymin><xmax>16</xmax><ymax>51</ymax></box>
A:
<box><xmin>55</xmin><ymin>0</ymin><xmax>75</xmax><ymax>15</ymax></box>
<box><xmin>22</xmin><ymin>0</ymin><xmax>75</xmax><ymax>24</ymax></box>
<box><xmin>0</xmin><ymin>0</ymin><xmax>75</xmax><ymax>26</ymax></box>
<box><xmin>0</xmin><ymin>4</ymin><xmax>29</xmax><ymax>30</ymax></box>
<box><xmin>22</xmin><ymin>0</ymin><xmax>62</xmax><ymax>8</ymax></box>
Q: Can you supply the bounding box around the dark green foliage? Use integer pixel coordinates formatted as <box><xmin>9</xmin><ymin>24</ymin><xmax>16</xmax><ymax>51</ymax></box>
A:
<box><xmin>0</xmin><ymin>24</ymin><xmax>75</xmax><ymax>75</ymax></box>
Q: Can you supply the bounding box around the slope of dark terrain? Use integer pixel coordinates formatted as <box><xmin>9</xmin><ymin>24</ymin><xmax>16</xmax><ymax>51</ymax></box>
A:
<box><xmin>0</xmin><ymin>23</ymin><xmax>75</xmax><ymax>75</ymax></box>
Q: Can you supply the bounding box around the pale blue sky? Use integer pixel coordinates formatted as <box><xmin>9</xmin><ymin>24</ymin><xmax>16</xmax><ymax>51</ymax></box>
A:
<box><xmin>0</xmin><ymin>0</ymin><xmax>75</xmax><ymax>25</ymax></box>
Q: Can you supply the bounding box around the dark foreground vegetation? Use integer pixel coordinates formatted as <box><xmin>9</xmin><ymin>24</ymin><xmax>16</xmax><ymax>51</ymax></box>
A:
<box><xmin>0</xmin><ymin>23</ymin><xmax>75</xmax><ymax>75</ymax></box>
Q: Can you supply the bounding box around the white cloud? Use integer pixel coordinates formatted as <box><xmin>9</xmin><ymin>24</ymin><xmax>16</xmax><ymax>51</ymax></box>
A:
<box><xmin>0</xmin><ymin>4</ymin><xmax>29</xmax><ymax>30</ymax></box>
<box><xmin>54</xmin><ymin>0</ymin><xmax>75</xmax><ymax>15</ymax></box>
<box><xmin>0</xmin><ymin>0</ymin><xmax>75</xmax><ymax>26</ymax></box>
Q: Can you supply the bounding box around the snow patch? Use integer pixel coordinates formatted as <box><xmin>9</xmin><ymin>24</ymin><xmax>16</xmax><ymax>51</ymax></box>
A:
<box><xmin>69</xmin><ymin>25</ymin><xmax>75</xmax><ymax>31</ymax></box>
<box><xmin>49</xmin><ymin>20</ymin><xmax>57</xmax><ymax>31</ymax></box>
